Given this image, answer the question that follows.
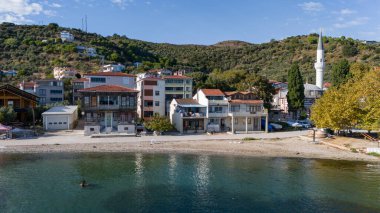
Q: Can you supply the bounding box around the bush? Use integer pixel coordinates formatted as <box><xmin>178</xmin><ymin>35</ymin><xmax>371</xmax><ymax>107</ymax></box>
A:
<box><xmin>342</xmin><ymin>45</ymin><xmax>358</xmax><ymax>57</ymax></box>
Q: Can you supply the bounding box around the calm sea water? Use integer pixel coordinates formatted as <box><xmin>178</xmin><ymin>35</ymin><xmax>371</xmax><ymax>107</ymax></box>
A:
<box><xmin>0</xmin><ymin>153</ymin><xmax>379</xmax><ymax>213</ymax></box>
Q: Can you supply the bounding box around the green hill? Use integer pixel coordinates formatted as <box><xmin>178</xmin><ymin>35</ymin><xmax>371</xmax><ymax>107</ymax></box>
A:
<box><xmin>1</xmin><ymin>22</ymin><xmax>379</xmax><ymax>83</ymax></box>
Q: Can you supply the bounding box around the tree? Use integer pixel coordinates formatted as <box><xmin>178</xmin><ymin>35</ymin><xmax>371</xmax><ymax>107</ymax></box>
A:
<box><xmin>237</xmin><ymin>74</ymin><xmax>275</xmax><ymax>109</ymax></box>
<box><xmin>330</xmin><ymin>59</ymin><xmax>350</xmax><ymax>87</ymax></box>
<box><xmin>342</xmin><ymin>44</ymin><xmax>358</xmax><ymax>57</ymax></box>
<box><xmin>144</xmin><ymin>115</ymin><xmax>173</xmax><ymax>134</ymax></box>
<box><xmin>286</xmin><ymin>63</ymin><xmax>304</xmax><ymax>119</ymax></box>
<box><xmin>0</xmin><ymin>106</ymin><xmax>17</xmax><ymax>125</ymax></box>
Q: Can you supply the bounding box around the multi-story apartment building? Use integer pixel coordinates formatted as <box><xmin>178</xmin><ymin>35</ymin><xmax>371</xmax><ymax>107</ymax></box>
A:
<box><xmin>20</xmin><ymin>79</ymin><xmax>64</xmax><ymax>105</ymax></box>
<box><xmin>83</xmin><ymin>72</ymin><xmax>136</xmax><ymax>89</ymax></box>
<box><xmin>169</xmin><ymin>98</ymin><xmax>207</xmax><ymax>134</ymax></box>
<box><xmin>193</xmin><ymin>89</ymin><xmax>229</xmax><ymax>132</ymax></box>
<box><xmin>60</xmin><ymin>31</ymin><xmax>74</xmax><ymax>42</ymax></box>
<box><xmin>164</xmin><ymin>75</ymin><xmax>193</xmax><ymax>115</ymax></box>
<box><xmin>136</xmin><ymin>76</ymin><xmax>165</xmax><ymax>120</ymax></box>
<box><xmin>79</xmin><ymin>85</ymin><xmax>138</xmax><ymax>135</ymax></box>
<box><xmin>53</xmin><ymin>67</ymin><xmax>77</xmax><ymax>80</ymax></box>
<box><xmin>224</xmin><ymin>91</ymin><xmax>267</xmax><ymax>133</ymax></box>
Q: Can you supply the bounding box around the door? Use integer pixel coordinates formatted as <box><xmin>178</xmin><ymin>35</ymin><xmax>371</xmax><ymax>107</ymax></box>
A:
<box><xmin>105</xmin><ymin>112</ymin><xmax>113</xmax><ymax>127</ymax></box>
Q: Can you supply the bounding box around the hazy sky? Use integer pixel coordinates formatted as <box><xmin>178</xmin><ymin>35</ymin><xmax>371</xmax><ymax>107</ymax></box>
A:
<box><xmin>1</xmin><ymin>0</ymin><xmax>379</xmax><ymax>44</ymax></box>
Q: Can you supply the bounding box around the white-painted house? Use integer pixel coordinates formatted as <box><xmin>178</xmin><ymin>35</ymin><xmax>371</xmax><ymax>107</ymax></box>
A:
<box><xmin>170</xmin><ymin>99</ymin><xmax>207</xmax><ymax>134</ymax></box>
<box><xmin>42</xmin><ymin>106</ymin><xmax>78</xmax><ymax>130</ymax></box>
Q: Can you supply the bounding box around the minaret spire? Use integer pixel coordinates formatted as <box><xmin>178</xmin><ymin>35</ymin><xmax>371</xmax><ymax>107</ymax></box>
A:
<box><xmin>314</xmin><ymin>29</ymin><xmax>325</xmax><ymax>89</ymax></box>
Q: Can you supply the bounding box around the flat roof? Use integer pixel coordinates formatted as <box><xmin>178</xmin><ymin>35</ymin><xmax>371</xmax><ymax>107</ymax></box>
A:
<box><xmin>42</xmin><ymin>105</ymin><xmax>78</xmax><ymax>115</ymax></box>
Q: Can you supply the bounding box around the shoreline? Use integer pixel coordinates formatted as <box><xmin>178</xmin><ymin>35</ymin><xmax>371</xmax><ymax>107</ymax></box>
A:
<box><xmin>1</xmin><ymin>135</ymin><xmax>379</xmax><ymax>162</ymax></box>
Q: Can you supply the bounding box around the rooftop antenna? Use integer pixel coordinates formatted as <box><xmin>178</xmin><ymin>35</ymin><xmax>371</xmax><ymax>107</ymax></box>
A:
<box><xmin>81</xmin><ymin>17</ymin><xmax>84</xmax><ymax>31</ymax></box>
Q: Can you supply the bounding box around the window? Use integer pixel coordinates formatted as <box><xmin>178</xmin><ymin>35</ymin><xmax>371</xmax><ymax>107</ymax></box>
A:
<box><xmin>145</xmin><ymin>81</ymin><xmax>157</xmax><ymax>86</ymax></box>
<box><xmin>7</xmin><ymin>100</ymin><xmax>13</xmax><ymax>107</ymax></box>
<box><xmin>84</xmin><ymin>97</ymin><xmax>90</xmax><ymax>106</ymax></box>
<box><xmin>91</xmin><ymin>77</ymin><xmax>106</xmax><ymax>83</ymax></box>
<box><xmin>185</xmin><ymin>94</ymin><xmax>190</xmax><ymax>98</ymax></box>
<box><xmin>50</xmin><ymin>90</ymin><xmax>62</xmax><ymax>94</ymax></box>
<box><xmin>234</xmin><ymin>118</ymin><xmax>238</xmax><ymax>125</ymax></box>
<box><xmin>90</xmin><ymin>128</ymin><xmax>94</xmax><ymax>131</ymax></box>
<box><xmin>248</xmin><ymin>118</ymin><xmax>252</xmax><ymax>124</ymax></box>
<box><xmin>231</xmin><ymin>105</ymin><xmax>240</xmax><ymax>112</ymax></box>
<box><xmin>124</xmin><ymin>127</ymin><xmax>129</xmax><ymax>130</ymax></box>
<box><xmin>63</xmin><ymin>122</ymin><xmax>67</xmax><ymax>124</ymax></box>
<box><xmin>91</xmin><ymin>96</ymin><xmax>97</xmax><ymax>107</ymax></box>
<box><xmin>144</xmin><ymin>111</ymin><xmax>154</xmax><ymax>117</ymax></box>
<box><xmin>155</xmin><ymin>91</ymin><xmax>160</xmax><ymax>96</ymax></box>
<box><xmin>144</xmin><ymin>101</ymin><xmax>153</xmax><ymax>107</ymax></box>
<box><xmin>155</xmin><ymin>101</ymin><xmax>160</xmax><ymax>106</ymax></box>
<box><xmin>186</xmin><ymin>87</ymin><xmax>190</xmax><ymax>91</ymax></box>
<box><xmin>39</xmin><ymin>89</ymin><xmax>46</xmax><ymax>96</ymax></box>
<box><xmin>58</xmin><ymin>122</ymin><xmax>62</xmax><ymax>124</ymax></box>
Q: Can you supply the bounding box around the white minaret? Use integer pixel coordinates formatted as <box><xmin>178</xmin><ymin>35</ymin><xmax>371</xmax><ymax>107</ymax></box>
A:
<box><xmin>314</xmin><ymin>30</ymin><xmax>325</xmax><ymax>89</ymax></box>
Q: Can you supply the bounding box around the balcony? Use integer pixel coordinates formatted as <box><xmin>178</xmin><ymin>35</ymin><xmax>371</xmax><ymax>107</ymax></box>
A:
<box><xmin>84</xmin><ymin>105</ymin><xmax>136</xmax><ymax>111</ymax></box>
<box><xmin>228</xmin><ymin>110</ymin><xmax>267</xmax><ymax>117</ymax></box>
<box><xmin>208</xmin><ymin>112</ymin><xmax>228</xmax><ymax>117</ymax></box>
<box><xmin>180</xmin><ymin>112</ymin><xmax>206</xmax><ymax>118</ymax></box>
<box><xmin>208</xmin><ymin>100</ymin><xmax>228</xmax><ymax>105</ymax></box>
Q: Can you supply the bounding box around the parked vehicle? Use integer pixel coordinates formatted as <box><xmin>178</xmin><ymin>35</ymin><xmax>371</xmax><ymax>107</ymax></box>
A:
<box><xmin>270</xmin><ymin>123</ymin><xmax>283</xmax><ymax>130</ymax></box>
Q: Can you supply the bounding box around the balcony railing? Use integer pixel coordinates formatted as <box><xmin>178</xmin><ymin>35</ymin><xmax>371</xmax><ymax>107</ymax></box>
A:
<box><xmin>83</xmin><ymin>105</ymin><xmax>136</xmax><ymax>111</ymax></box>
<box><xmin>180</xmin><ymin>112</ymin><xmax>206</xmax><ymax>118</ymax></box>
<box><xmin>208</xmin><ymin>100</ymin><xmax>228</xmax><ymax>105</ymax></box>
<box><xmin>228</xmin><ymin>110</ymin><xmax>266</xmax><ymax>117</ymax></box>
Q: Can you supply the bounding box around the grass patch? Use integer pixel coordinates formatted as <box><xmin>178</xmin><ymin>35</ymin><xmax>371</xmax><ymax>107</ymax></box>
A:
<box><xmin>350</xmin><ymin>148</ymin><xmax>358</xmax><ymax>153</ymax></box>
<box><xmin>367</xmin><ymin>152</ymin><xmax>380</xmax><ymax>157</ymax></box>
<box><xmin>242</xmin><ymin>137</ymin><xmax>258</xmax><ymax>141</ymax></box>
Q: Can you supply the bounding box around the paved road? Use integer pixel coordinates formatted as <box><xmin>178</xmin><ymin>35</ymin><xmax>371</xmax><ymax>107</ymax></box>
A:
<box><xmin>0</xmin><ymin>130</ymin><xmax>308</xmax><ymax>146</ymax></box>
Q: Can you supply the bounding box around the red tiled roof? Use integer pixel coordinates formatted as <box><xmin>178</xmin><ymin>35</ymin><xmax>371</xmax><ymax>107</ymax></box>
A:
<box><xmin>323</xmin><ymin>82</ymin><xmax>332</xmax><ymax>88</ymax></box>
<box><xmin>163</xmin><ymin>75</ymin><xmax>192</xmax><ymax>79</ymax></box>
<box><xmin>72</xmin><ymin>78</ymin><xmax>89</xmax><ymax>82</ymax></box>
<box><xmin>143</xmin><ymin>77</ymin><xmax>164</xmax><ymax>81</ymax></box>
<box><xmin>21</xmin><ymin>82</ymin><xmax>36</xmax><ymax>87</ymax></box>
<box><xmin>78</xmin><ymin>85</ymin><xmax>138</xmax><ymax>93</ymax></box>
<box><xmin>229</xmin><ymin>99</ymin><xmax>263</xmax><ymax>104</ymax></box>
<box><xmin>85</xmin><ymin>72</ymin><xmax>136</xmax><ymax>77</ymax></box>
<box><xmin>175</xmin><ymin>98</ymin><xmax>200</xmax><ymax>105</ymax></box>
<box><xmin>224</xmin><ymin>91</ymin><xmax>254</xmax><ymax>96</ymax></box>
<box><xmin>201</xmin><ymin>89</ymin><xmax>224</xmax><ymax>96</ymax></box>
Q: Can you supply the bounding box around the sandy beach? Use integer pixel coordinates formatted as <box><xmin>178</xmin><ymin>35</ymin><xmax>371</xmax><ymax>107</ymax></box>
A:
<box><xmin>0</xmin><ymin>130</ymin><xmax>378</xmax><ymax>162</ymax></box>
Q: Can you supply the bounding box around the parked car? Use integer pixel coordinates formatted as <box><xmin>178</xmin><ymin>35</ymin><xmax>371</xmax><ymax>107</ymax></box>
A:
<box><xmin>291</xmin><ymin>122</ymin><xmax>303</xmax><ymax>128</ymax></box>
<box><xmin>270</xmin><ymin>123</ymin><xmax>283</xmax><ymax>130</ymax></box>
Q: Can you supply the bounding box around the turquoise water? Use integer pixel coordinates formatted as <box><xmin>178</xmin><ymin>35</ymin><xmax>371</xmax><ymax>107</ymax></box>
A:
<box><xmin>0</xmin><ymin>153</ymin><xmax>380</xmax><ymax>213</ymax></box>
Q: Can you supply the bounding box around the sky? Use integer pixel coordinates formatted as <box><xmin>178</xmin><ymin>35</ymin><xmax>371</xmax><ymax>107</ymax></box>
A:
<box><xmin>0</xmin><ymin>0</ymin><xmax>380</xmax><ymax>45</ymax></box>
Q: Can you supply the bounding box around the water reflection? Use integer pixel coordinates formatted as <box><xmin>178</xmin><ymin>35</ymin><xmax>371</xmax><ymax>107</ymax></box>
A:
<box><xmin>168</xmin><ymin>154</ymin><xmax>177</xmax><ymax>186</ymax></box>
<box><xmin>193</xmin><ymin>155</ymin><xmax>212</xmax><ymax>209</ymax></box>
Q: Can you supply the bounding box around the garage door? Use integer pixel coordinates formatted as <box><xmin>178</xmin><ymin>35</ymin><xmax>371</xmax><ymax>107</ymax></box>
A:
<box><xmin>46</xmin><ymin>115</ymin><xmax>68</xmax><ymax>130</ymax></box>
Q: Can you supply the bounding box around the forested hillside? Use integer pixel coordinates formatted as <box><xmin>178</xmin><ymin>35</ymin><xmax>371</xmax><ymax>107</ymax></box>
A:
<box><xmin>1</xmin><ymin>22</ymin><xmax>379</xmax><ymax>83</ymax></box>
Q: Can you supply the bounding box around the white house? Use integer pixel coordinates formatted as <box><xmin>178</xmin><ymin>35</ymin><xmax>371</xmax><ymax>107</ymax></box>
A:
<box><xmin>42</xmin><ymin>106</ymin><xmax>78</xmax><ymax>130</ymax></box>
<box><xmin>102</xmin><ymin>64</ymin><xmax>125</xmax><ymax>72</ymax></box>
<box><xmin>170</xmin><ymin>99</ymin><xmax>207</xmax><ymax>134</ymax></box>
<box><xmin>60</xmin><ymin>31</ymin><xmax>74</xmax><ymax>42</ymax></box>
<box><xmin>193</xmin><ymin>89</ymin><xmax>229</xmax><ymax>132</ymax></box>
<box><xmin>53</xmin><ymin>67</ymin><xmax>77</xmax><ymax>80</ymax></box>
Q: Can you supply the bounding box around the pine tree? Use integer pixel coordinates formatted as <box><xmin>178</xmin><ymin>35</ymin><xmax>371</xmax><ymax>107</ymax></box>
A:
<box><xmin>286</xmin><ymin>63</ymin><xmax>304</xmax><ymax>119</ymax></box>
<box><xmin>330</xmin><ymin>59</ymin><xmax>350</xmax><ymax>87</ymax></box>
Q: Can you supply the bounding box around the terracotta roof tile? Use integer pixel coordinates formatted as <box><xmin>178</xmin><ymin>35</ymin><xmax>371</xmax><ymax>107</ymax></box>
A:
<box><xmin>85</xmin><ymin>72</ymin><xmax>136</xmax><ymax>77</ymax></box>
<box><xmin>78</xmin><ymin>85</ymin><xmax>138</xmax><ymax>93</ymax></box>
<box><xmin>229</xmin><ymin>99</ymin><xmax>263</xmax><ymax>104</ymax></box>
<box><xmin>175</xmin><ymin>98</ymin><xmax>200</xmax><ymax>105</ymax></box>
<box><xmin>200</xmin><ymin>89</ymin><xmax>224</xmax><ymax>96</ymax></box>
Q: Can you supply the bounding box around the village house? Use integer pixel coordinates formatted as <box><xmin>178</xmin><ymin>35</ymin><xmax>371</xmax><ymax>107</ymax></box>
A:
<box><xmin>170</xmin><ymin>98</ymin><xmax>207</xmax><ymax>134</ymax></box>
<box><xmin>53</xmin><ymin>67</ymin><xmax>77</xmax><ymax>80</ymax></box>
<box><xmin>224</xmin><ymin>91</ymin><xmax>267</xmax><ymax>133</ymax></box>
<box><xmin>60</xmin><ymin>31</ymin><xmax>74</xmax><ymax>42</ymax></box>
<box><xmin>0</xmin><ymin>84</ymin><xmax>38</xmax><ymax>123</ymax></box>
<box><xmin>19</xmin><ymin>79</ymin><xmax>64</xmax><ymax>105</ymax></box>
<box><xmin>136</xmin><ymin>75</ymin><xmax>165</xmax><ymax>120</ymax></box>
<box><xmin>102</xmin><ymin>64</ymin><xmax>125</xmax><ymax>72</ymax></box>
<box><xmin>193</xmin><ymin>89</ymin><xmax>229</xmax><ymax>132</ymax></box>
<box><xmin>72</xmin><ymin>78</ymin><xmax>88</xmax><ymax>103</ymax></box>
<box><xmin>79</xmin><ymin>85</ymin><xmax>138</xmax><ymax>135</ymax></box>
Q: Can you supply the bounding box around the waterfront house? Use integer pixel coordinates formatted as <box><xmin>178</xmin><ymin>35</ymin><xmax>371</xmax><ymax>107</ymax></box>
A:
<box><xmin>42</xmin><ymin>105</ymin><xmax>78</xmax><ymax>130</ymax></box>
<box><xmin>136</xmin><ymin>76</ymin><xmax>165</xmax><ymax>120</ymax></box>
<box><xmin>0</xmin><ymin>84</ymin><xmax>38</xmax><ymax>123</ymax></box>
<box><xmin>224</xmin><ymin>91</ymin><xmax>267</xmax><ymax>133</ymax></box>
<box><xmin>79</xmin><ymin>85</ymin><xmax>138</xmax><ymax>135</ymax></box>
<box><xmin>83</xmin><ymin>72</ymin><xmax>136</xmax><ymax>89</ymax></box>
<box><xmin>170</xmin><ymin>98</ymin><xmax>207</xmax><ymax>133</ymax></box>
<box><xmin>164</xmin><ymin>75</ymin><xmax>193</xmax><ymax>115</ymax></box>
<box><xmin>193</xmin><ymin>89</ymin><xmax>229</xmax><ymax>132</ymax></box>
